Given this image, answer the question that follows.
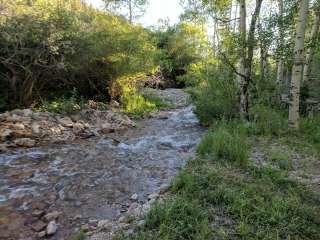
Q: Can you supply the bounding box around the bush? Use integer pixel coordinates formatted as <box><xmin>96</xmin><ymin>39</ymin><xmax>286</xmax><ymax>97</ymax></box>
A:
<box><xmin>194</xmin><ymin>66</ymin><xmax>239</xmax><ymax>125</ymax></box>
<box><xmin>0</xmin><ymin>0</ymin><xmax>156</xmax><ymax>109</ymax></box>
<box><xmin>197</xmin><ymin>122</ymin><xmax>250</xmax><ymax>167</ymax></box>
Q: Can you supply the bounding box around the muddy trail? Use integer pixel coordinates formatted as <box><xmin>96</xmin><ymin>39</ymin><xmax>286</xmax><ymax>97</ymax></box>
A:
<box><xmin>0</xmin><ymin>89</ymin><xmax>204</xmax><ymax>240</ymax></box>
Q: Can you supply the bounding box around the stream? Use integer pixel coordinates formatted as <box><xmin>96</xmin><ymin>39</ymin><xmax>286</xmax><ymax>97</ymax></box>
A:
<box><xmin>0</xmin><ymin>89</ymin><xmax>204</xmax><ymax>239</ymax></box>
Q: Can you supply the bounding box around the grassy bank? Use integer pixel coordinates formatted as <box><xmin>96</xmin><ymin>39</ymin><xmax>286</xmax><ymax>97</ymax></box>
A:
<box><xmin>119</xmin><ymin>119</ymin><xmax>320</xmax><ymax>240</ymax></box>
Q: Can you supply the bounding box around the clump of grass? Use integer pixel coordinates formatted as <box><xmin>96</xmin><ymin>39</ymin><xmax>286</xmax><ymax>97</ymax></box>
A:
<box><xmin>249</xmin><ymin>105</ymin><xmax>287</xmax><ymax>137</ymax></box>
<box><xmin>128</xmin><ymin>198</ymin><xmax>213</xmax><ymax>240</ymax></box>
<box><xmin>122</xmin><ymin>92</ymin><xmax>170</xmax><ymax>119</ymax></box>
<box><xmin>197</xmin><ymin>122</ymin><xmax>250</xmax><ymax>167</ymax></box>
<box><xmin>299</xmin><ymin>115</ymin><xmax>320</xmax><ymax>151</ymax></box>
<box><xmin>267</xmin><ymin>149</ymin><xmax>294</xmax><ymax>170</ymax></box>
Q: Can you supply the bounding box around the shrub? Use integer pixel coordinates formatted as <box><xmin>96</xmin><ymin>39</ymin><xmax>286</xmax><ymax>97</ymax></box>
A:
<box><xmin>0</xmin><ymin>0</ymin><xmax>156</xmax><ymax>109</ymax></box>
<box><xmin>194</xmin><ymin>66</ymin><xmax>239</xmax><ymax>125</ymax></box>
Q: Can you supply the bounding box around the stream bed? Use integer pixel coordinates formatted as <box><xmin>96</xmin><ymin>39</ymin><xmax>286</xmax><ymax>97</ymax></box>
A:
<box><xmin>0</xmin><ymin>90</ymin><xmax>204</xmax><ymax>239</ymax></box>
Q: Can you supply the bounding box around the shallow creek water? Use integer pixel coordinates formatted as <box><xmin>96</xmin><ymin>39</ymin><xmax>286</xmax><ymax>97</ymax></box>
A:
<box><xmin>0</xmin><ymin>101</ymin><xmax>203</xmax><ymax>239</ymax></box>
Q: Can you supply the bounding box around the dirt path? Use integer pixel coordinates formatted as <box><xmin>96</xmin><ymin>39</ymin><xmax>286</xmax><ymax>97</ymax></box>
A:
<box><xmin>0</xmin><ymin>89</ymin><xmax>204</xmax><ymax>240</ymax></box>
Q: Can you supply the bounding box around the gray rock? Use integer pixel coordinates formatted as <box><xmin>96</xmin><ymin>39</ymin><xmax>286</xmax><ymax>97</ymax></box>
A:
<box><xmin>46</xmin><ymin>220</ymin><xmax>58</xmax><ymax>235</ymax></box>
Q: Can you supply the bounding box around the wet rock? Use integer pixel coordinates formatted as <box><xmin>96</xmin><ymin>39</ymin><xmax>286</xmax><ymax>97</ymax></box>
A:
<box><xmin>130</xmin><ymin>193</ymin><xmax>138</xmax><ymax>201</ymax></box>
<box><xmin>44</xmin><ymin>211</ymin><xmax>61</xmax><ymax>221</ymax></box>
<box><xmin>46</xmin><ymin>220</ymin><xmax>58</xmax><ymax>235</ymax></box>
<box><xmin>14</xmin><ymin>138</ymin><xmax>36</xmax><ymax>148</ymax></box>
<box><xmin>31</xmin><ymin>220</ymin><xmax>47</xmax><ymax>232</ymax></box>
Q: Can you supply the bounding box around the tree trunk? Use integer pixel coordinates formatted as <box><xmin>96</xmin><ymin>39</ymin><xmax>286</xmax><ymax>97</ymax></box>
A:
<box><xmin>303</xmin><ymin>7</ymin><xmax>320</xmax><ymax>83</ymax></box>
<box><xmin>128</xmin><ymin>0</ymin><xmax>133</xmax><ymax>23</ymax></box>
<box><xmin>238</xmin><ymin>0</ymin><xmax>263</xmax><ymax>120</ymax></box>
<box><xmin>277</xmin><ymin>0</ymin><xmax>284</xmax><ymax>84</ymax></box>
<box><xmin>289</xmin><ymin>0</ymin><xmax>309</xmax><ymax>129</ymax></box>
<box><xmin>238</xmin><ymin>0</ymin><xmax>248</xmax><ymax>119</ymax></box>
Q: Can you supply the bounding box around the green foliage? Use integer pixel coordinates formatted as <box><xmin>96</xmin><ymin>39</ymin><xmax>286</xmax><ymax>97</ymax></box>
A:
<box><xmin>267</xmin><ymin>149</ymin><xmax>293</xmax><ymax>170</ymax></box>
<box><xmin>249</xmin><ymin>105</ymin><xmax>288</xmax><ymax>137</ymax></box>
<box><xmin>130</xmin><ymin>198</ymin><xmax>212</xmax><ymax>239</ymax></box>
<box><xmin>0</xmin><ymin>0</ymin><xmax>156</xmax><ymax>110</ymax></box>
<box><xmin>197</xmin><ymin>121</ymin><xmax>250</xmax><ymax>167</ymax></box>
<box><xmin>299</xmin><ymin>115</ymin><xmax>320</xmax><ymax>148</ymax></box>
<box><xmin>153</xmin><ymin>22</ymin><xmax>209</xmax><ymax>87</ymax></box>
<box><xmin>193</xmin><ymin>66</ymin><xmax>239</xmax><ymax>125</ymax></box>
<box><xmin>35</xmin><ymin>89</ymin><xmax>84</xmax><ymax>115</ymax></box>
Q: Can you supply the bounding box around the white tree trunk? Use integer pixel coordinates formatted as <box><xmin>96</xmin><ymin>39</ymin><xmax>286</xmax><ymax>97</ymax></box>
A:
<box><xmin>277</xmin><ymin>0</ymin><xmax>284</xmax><ymax>84</ymax></box>
<box><xmin>303</xmin><ymin>8</ymin><xmax>320</xmax><ymax>83</ymax></box>
<box><xmin>238</xmin><ymin>0</ymin><xmax>247</xmax><ymax>119</ymax></box>
<box><xmin>289</xmin><ymin>0</ymin><xmax>310</xmax><ymax>129</ymax></box>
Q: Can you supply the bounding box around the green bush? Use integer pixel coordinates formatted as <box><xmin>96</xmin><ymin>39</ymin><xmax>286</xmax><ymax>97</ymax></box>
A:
<box><xmin>194</xmin><ymin>66</ymin><xmax>239</xmax><ymax>125</ymax></box>
<box><xmin>197</xmin><ymin>122</ymin><xmax>250</xmax><ymax>167</ymax></box>
<box><xmin>0</xmin><ymin>0</ymin><xmax>156</xmax><ymax>109</ymax></box>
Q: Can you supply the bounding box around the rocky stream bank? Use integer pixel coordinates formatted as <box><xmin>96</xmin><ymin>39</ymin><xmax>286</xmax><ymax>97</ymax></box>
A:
<box><xmin>0</xmin><ymin>89</ymin><xmax>204</xmax><ymax>240</ymax></box>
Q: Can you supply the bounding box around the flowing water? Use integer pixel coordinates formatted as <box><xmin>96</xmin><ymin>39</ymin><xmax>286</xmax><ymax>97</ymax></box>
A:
<box><xmin>0</xmin><ymin>90</ymin><xmax>204</xmax><ymax>239</ymax></box>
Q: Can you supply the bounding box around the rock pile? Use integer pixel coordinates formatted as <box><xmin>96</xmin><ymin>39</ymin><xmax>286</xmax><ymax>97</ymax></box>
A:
<box><xmin>0</xmin><ymin>106</ymin><xmax>134</xmax><ymax>151</ymax></box>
